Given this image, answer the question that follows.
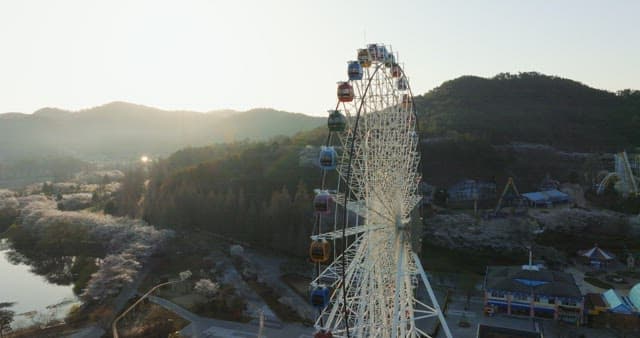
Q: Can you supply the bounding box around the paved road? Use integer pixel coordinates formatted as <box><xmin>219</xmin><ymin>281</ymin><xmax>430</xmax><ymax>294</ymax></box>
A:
<box><xmin>244</xmin><ymin>249</ymin><xmax>316</xmax><ymax>322</ymax></box>
<box><xmin>221</xmin><ymin>257</ymin><xmax>282</xmax><ymax>327</ymax></box>
<box><xmin>149</xmin><ymin>295</ymin><xmax>314</xmax><ymax>338</ymax></box>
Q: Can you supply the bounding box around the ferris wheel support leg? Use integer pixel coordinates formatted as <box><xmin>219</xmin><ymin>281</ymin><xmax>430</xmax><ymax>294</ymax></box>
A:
<box><xmin>412</xmin><ymin>252</ymin><xmax>452</xmax><ymax>338</ymax></box>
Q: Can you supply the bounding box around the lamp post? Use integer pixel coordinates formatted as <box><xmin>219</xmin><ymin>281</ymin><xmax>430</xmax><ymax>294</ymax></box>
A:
<box><xmin>112</xmin><ymin>270</ymin><xmax>191</xmax><ymax>338</ymax></box>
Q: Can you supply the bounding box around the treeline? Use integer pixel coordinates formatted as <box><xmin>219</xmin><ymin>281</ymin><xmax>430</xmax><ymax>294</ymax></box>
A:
<box><xmin>122</xmin><ymin>72</ymin><xmax>640</xmax><ymax>253</ymax></box>
<box><xmin>414</xmin><ymin>72</ymin><xmax>640</xmax><ymax>152</ymax></box>
<box><xmin>0</xmin><ymin>155</ymin><xmax>89</xmax><ymax>188</ymax></box>
<box><xmin>141</xmin><ymin>135</ymin><xmax>329</xmax><ymax>257</ymax></box>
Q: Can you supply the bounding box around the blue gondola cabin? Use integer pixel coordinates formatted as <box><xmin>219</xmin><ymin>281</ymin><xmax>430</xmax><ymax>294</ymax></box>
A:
<box><xmin>367</xmin><ymin>44</ymin><xmax>379</xmax><ymax>61</ymax></box>
<box><xmin>319</xmin><ymin>146</ymin><xmax>337</xmax><ymax>170</ymax></box>
<box><xmin>311</xmin><ymin>286</ymin><xmax>330</xmax><ymax>308</ymax></box>
<box><xmin>376</xmin><ymin>45</ymin><xmax>388</xmax><ymax>62</ymax></box>
<box><xmin>348</xmin><ymin>61</ymin><xmax>363</xmax><ymax>80</ymax></box>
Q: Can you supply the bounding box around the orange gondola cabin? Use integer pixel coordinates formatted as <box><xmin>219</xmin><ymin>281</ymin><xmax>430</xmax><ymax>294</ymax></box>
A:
<box><xmin>310</xmin><ymin>239</ymin><xmax>330</xmax><ymax>263</ymax></box>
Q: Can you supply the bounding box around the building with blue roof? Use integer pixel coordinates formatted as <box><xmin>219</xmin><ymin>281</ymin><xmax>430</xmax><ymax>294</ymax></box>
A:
<box><xmin>521</xmin><ymin>189</ymin><xmax>570</xmax><ymax>208</ymax></box>
<box><xmin>585</xmin><ymin>284</ymin><xmax>640</xmax><ymax>329</ymax></box>
<box><xmin>483</xmin><ymin>265</ymin><xmax>583</xmax><ymax>325</ymax></box>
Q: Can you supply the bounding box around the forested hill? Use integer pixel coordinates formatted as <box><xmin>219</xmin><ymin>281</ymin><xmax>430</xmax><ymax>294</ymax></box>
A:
<box><xmin>414</xmin><ymin>72</ymin><xmax>640</xmax><ymax>151</ymax></box>
<box><xmin>0</xmin><ymin>101</ymin><xmax>324</xmax><ymax>161</ymax></box>
<box><xmin>130</xmin><ymin>73</ymin><xmax>640</xmax><ymax>255</ymax></box>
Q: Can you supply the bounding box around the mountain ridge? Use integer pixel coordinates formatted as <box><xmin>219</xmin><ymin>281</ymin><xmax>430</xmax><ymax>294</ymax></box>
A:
<box><xmin>0</xmin><ymin>101</ymin><xmax>324</xmax><ymax>161</ymax></box>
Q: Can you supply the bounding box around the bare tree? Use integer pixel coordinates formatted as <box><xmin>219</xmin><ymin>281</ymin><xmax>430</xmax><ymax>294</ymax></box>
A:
<box><xmin>0</xmin><ymin>302</ymin><xmax>15</xmax><ymax>338</ymax></box>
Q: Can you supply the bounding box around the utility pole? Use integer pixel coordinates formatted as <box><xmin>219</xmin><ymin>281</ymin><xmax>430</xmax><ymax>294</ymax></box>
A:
<box><xmin>257</xmin><ymin>309</ymin><xmax>265</xmax><ymax>338</ymax></box>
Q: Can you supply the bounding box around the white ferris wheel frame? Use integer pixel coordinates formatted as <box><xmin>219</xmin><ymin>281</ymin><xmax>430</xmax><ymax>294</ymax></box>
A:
<box><xmin>311</xmin><ymin>47</ymin><xmax>452</xmax><ymax>338</ymax></box>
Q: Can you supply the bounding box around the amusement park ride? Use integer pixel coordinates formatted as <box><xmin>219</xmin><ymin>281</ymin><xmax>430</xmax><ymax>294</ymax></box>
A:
<box><xmin>308</xmin><ymin>44</ymin><xmax>451</xmax><ymax>338</ymax></box>
<box><xmin>597</xmin><ymin>151</ymin><xmax>640</xmax><ymax>197</ymax></box>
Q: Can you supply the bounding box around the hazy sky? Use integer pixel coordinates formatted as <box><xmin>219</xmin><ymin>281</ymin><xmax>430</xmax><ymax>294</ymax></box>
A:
<box><xmin>1</xmin><ymin>0</ymin><xmax>639</xmax><ymax>116</ymax></box>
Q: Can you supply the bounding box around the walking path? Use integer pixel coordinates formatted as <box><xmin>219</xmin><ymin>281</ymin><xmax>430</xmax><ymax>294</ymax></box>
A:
<box><xmin>244</xmin><ymin>249</ymin><xmax>316</xmax><ymax>322</ymax></box>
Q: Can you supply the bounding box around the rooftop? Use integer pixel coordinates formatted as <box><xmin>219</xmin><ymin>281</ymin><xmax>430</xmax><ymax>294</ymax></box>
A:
<box><xmin>485</xmin><ymin>266</ymin><xmax>582</xmax><ymax>298</ymax></box>
<box><xmin>578</xmin><ymin>245</ymin><xmax>615</xmax><ymax>261</ymax></box>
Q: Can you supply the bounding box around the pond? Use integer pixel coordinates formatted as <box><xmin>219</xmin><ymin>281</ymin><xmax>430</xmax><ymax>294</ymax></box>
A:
<box><xmin>0</xmin><ymin>242</ymin><xmax>79</xmax><ymax>328</ymax></box>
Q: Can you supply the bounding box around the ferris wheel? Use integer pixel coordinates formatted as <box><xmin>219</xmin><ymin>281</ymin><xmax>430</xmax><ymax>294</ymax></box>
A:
<box><xmin>308</xmin><ymin>44</ymin><xmax>452</xmax><ymax>338</ymax></box>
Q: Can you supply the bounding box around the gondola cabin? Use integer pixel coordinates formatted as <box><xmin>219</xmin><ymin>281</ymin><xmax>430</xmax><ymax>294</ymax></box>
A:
<box><xmin>401</xmin><ymin>94</ymin><xmax>412</xmax><ymax>110</ymax></box>
<box><xmin>347</xmin><ymin>61</ymin><xmax>363</xmax><ymax>80</ymax></box>
<box><xmin>310</xmin><ymin>240</ymin><xmax>330</xmax><ymax>263</ymax></box>
<box><xmin>384</xmin><ymin>53</ymin><xmax>396</xmax><ymax>67</ymax></box>
<box><xmin>313</xmin><ymin>191</ymin><xmax>332</xmax><ymax>214</ymax></box>
<box><xmin>391</xmin><ymin>64</ymin><xmax>402</xmax><ymax>78</ymax></box>
<box><xmin>310</xmin><ymin>286</ymin><xmax>330</xmax><ymax>308</ymax></box>
<box><xmin>357</xmin><ymin>49</ymin><xmax>371</xmax><ymax>68</ymax></box>
<box><xmin>327</xmin><ymin>110</ymin><xmax>346</xmax><ymax>132</ymax></box>
<box><xmin>318</xmin><ymin>146</ymin><xmax>337</xmax><ymax>170</ymax></box>
<box><xmin>377</xmin><ymin>45</ymin><xmax>388</xmax><ymax>62</ymax></box>
<box><xmin>397</xmin><ymin>78</ymin><xmax>408</xmax><ymax>90</ymax></box>
<box><xmin>367</xmin><ymin>43</ymin><xmax>379</xmax><ymax>61</ymax></box>
<box><xmin>314</xmin><ymin>330</ymin><xmax>334</xmax><ymax>338</ymax></box>
<box><xmin>337</xmin><ymin>82</ymin><xmax>354</xmax><ymax>102</ymax></box>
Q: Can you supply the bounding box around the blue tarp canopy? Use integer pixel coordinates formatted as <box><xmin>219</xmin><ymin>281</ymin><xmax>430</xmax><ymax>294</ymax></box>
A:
<box><xmin>522</xmin><ymin>189</ymin><xmax>569</xmax><ymax>206</ymax></box>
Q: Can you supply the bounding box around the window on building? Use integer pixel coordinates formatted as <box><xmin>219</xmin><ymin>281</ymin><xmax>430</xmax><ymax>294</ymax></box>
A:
<box><xmin>513</xmin><ymin>294</ymin><xmax>529</xmax><ymax>301</ymax></box>
<box><xmin>547</xmin><ymin>297</ymin><xmax>555</xmax><ymax>304</ymax></box>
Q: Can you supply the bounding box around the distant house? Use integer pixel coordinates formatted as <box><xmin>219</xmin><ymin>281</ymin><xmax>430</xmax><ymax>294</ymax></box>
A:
<box><xmin>521</xmin><ymin>189</ymin><xmax>569</xmax><ymax>208</ymax></box>
<box><xmin>448</xmin><ymin>179</ymin><xmax>496</xmax><ymax>207</ymax></box>
<box><xmin>577</xmin><ymin>244</ymin><xmax>616</xmax><ymax>269</ymax></box>
<box><xmin>483</xmin><ymin>265</ymin><xmax>583</xmax><ymax>325</ymax></box>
